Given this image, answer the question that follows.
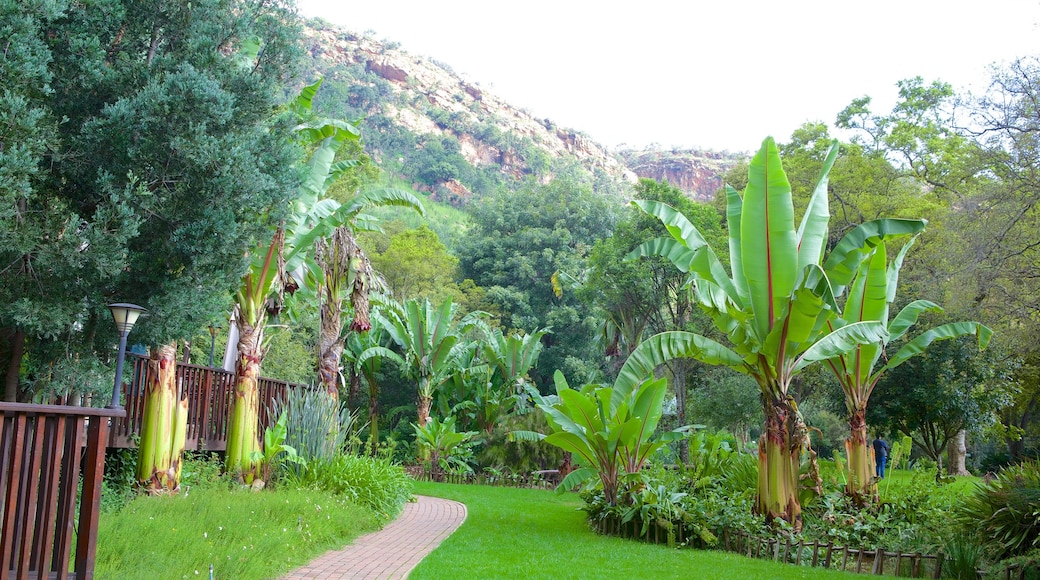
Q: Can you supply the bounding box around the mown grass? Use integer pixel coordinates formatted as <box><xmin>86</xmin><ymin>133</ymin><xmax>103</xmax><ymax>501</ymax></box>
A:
<box><xmin>410</xmin><ymin>482</ymin><xmax>863</xmax><ymax>580</ymax></box>
<box><xmin>95</xmin><ymin>486</ymin><xmax>382</xmax><ymax>579</ymax></box>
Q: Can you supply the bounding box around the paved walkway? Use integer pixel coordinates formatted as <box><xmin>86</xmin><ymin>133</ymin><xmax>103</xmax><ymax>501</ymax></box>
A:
<box><xmin>281</xmin><ymin>495</ymin><xmax>467</xmax><ymax>579</ymax></box>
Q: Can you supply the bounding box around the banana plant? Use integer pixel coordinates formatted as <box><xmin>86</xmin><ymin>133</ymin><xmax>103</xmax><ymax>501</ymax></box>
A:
<box><xmin>226</xmin><ymin>79</ymin><xmax>421</xmax><ymax>482</ymax></box>
<box><xmin>343</xmin><ymin>311</ymin><xmax>393</xmax><ymax>454</ymax></box>
<box><xmin>630</xmin><ymin>137</ymin><xmax>927</xmax><ymax>530</ymax></box>
<box><xmin>364</xmin><ymin>298</ymin><xmax>487</xmax><ymax>427</ymax></box>
<box><xmin>515</xmin><ymin>332</ymin><xmax>702</xmax><ymax>505</ymax></box>
<box><xmin>810</xmin><ymin>237</ymin><xmax>991</xmax><ymax>504</ymax></box>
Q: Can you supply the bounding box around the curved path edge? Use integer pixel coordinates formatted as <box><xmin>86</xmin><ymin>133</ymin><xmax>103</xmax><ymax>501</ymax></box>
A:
<box><xmin>281</xmin><ymin>495</ymin><xmax>467</xmax><ymax>579</ymax></box>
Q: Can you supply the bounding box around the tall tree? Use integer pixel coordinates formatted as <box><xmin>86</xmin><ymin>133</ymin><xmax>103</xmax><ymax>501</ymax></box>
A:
<box><xmin>458</xmin><ymin>177</ymin><xmax>616</xmax><ymax>387</ymax></box>
<box><xmin>369</xmin><ymin>298</ymin><xmax>486</xmax><ymax>427</ymax></box>
<box><xmin>868</xmin><ymin>336</ymin><xmax>1016</xmax><ymax>469</ymax></box>
<box><xmin>580</xmin><ymin>178</ymin><xmax>724</xmax><ymax>461</ymax></box>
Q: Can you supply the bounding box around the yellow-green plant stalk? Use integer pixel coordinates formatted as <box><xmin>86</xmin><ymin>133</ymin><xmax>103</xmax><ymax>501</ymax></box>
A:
<box><xmin>136</xmin><ymin>343</ymin><xmax>189</xmax><ymax>493</ymax></box>
<box><xmin>226</xmin><ymin>319</ymin><xmax>264</xmax><ymax>484</ymax></box>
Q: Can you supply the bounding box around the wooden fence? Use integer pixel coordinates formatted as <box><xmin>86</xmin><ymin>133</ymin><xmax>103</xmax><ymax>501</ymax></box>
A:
<box><xmin>596</xmin><ymin>518</ymin><xmax>1039</xmax><ymax>579</ymax></box>
<box><xmin>408</xmin><ymin>469</ymin><xmax>559</xmax><ymax>490</ymax></box>
<box><xmin>1</xmin><ymin>402</ymin><xmax>122</xmax><ymax>579</ymax></box>
<box><xmin>109</xmin><ymin>354</ymin><xmax>311</xmax><ymax>450</ymax></box>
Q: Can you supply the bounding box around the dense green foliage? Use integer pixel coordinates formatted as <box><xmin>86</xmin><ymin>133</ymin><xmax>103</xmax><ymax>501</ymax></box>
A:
<box><xmin>459</xmin><ymin>178</ymin><xmax>617</xmax><ymax>387</ymax></box>
<box><xmin>1</xmin><ymin>0</ymin><xmax>303</xmax><ymax>401</ymax></box>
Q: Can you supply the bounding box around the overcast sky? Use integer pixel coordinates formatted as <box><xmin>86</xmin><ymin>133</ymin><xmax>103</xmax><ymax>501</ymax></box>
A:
<box><xmin>296</xmin><ymin>1</ymin><xmax>1040</xmax><ymax>153</ymax></box>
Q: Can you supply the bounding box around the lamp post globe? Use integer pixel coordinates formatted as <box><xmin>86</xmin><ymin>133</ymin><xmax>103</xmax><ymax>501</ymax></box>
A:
<box><xmin>107</xmin><ymin>303</ymin><xmax>146</xmax><ymax>409</ymax></box>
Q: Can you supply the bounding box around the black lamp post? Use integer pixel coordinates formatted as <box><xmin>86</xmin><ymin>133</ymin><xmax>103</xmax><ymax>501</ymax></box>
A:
<box><xmin>107</xmin><ymin>303</ymin><xmax>146</xmax><ymax>409</ymax></box>
<box><xmin>207</xmin><ymin>324</ymin><xmax>220</xmax><ymax>368</ymax></box>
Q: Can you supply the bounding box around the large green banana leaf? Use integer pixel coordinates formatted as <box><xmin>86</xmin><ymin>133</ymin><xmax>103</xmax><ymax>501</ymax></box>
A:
<box><xmin>795</xmin><ymin>141</ymin><xmax>839</xmax><ymax>271</ymax></box>
<box><xmin>881</xmin><ymin>322</ymin><xmax>993</xmax><ymax>373</ymax></box>
<box><xmin>793</xmin><ymin>321</ymin><xmax>890</xmax><ymax>372</ymax></box>
<box><xmin>612</xmin><ymin>331</ymin><xmax>744</xmax><ymax>412</ymax></box>
<box><xmin>824</xmin><ymin>219</ymin><xmax>927</xmax><ymax>296</ymax></box>
<box><xmin>741</xmin><ymin>137</ymin><xmax>798</xmax><ymax>342</ymax></box>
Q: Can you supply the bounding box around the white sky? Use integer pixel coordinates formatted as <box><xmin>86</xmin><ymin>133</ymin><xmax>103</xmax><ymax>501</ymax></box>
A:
<box><xmin>296</xmin><ymin>0</ymin><xmax>1040</xmax><ymax>153</ymax></box>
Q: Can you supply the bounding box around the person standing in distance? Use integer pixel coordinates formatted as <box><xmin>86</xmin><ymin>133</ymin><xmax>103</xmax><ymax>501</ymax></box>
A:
<box><xmin>872</xmin><ymin>435</ymin><xmax>890</xmax><ymax>479</ymax></box>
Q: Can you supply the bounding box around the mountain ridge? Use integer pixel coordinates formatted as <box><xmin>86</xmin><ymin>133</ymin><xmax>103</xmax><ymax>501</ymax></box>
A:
<box><xmin>301</xmin><ymin>19</ymin><xmax>740</xmax><ymax>203</ymax></box>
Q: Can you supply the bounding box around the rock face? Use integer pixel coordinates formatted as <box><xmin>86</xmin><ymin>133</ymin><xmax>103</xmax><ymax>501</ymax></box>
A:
<box><xmin>619</xmin><ymin>149</ymin><xmax>741</xmax><ymax>202</ymax></box>
<box><xmin>301</xmin><ymin>23</ymin><xmax>636</xmax><ymax>194</ymax></box>
<box><xmin>300</xmin><ymin>20</ymin><xmax>741</xmax><ymax>203</ymax></box>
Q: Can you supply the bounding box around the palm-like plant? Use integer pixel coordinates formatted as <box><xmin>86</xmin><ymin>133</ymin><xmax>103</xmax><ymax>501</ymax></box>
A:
<box><xmin>818</xmin><ymin>238</ymin><xmax>991</xmax><ymax>503</ymax></box>
<box><xmin>366</xmin><ymin>298</ymin><xmax>486</xmax><ymax>426</ymax></box>
<box><xmin>342</xmin><ymin>311</ymin><xmax>393</xmax><ymax>454</ymax></box>
<box><xmin>516</xmin><ymin>332</ymin><xmax>706</xmax><ymax>505</ymax></box>
<box><xmin>631</xmin><ymin>137</ymin><xmax>926</xmax><ymax>529</ymax></box>
<box><xmin>226</xmin><ymin>80</ymin><xmax>421</xmax><ymax>482</ymax></box>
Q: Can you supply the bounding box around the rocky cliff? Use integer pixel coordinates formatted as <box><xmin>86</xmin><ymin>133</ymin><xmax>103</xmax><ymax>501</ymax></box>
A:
<box><xmin>301</xmin><ymin>20</ymin><xmax>740</xmax><ymax>203</ymax></box>
<box><xmin>619</xmin><ymin>149</ymin><xmax>739</xmax><ymax>202</ymax></box>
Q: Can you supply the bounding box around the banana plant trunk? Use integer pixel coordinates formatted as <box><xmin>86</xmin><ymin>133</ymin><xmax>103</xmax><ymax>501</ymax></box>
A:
<box><xmin>317</xmin><ymin>296</ymin><xmax>343</xmax><ymax>399</ymax></box>
<box><xmin>226</xmin><ymin>321</ymin><xmax>263</xmax><ymax>484</ymax></box>
<box><xmin>756</xmin><ymin>393</ymin><xmax>803</xmax><ymax>532</ymax></box>
<box><xmin>844</xmin><ymin>408</ymin><xmax>877</xmax><ymax>504</ymax></box>
<box><xmin>136</xmin><ymin>343</ymin><xmax>189</xmax><ymax>493</ymax></box>
<box><xmin>367</xmin><ymin>375</ymin><xmax>380</xmax><ymax>456</ymax></box>
<box><xmin>417</xmin><ymin>376</ymin><xmax>433</xmax><ymax>426</ymax></box>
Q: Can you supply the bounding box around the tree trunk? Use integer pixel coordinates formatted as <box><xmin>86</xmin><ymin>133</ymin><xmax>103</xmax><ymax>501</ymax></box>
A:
<box><xmin>226</xmin><ymin>319</ymin><xmax>263</xmax><ymax>484</ymax></box>
<box><xmin>317</xmin><ymin>297</ymin><xmax>343</xmax><ymax>399</ymax></box>
<box><xmin>3</xmin><ymin>328</ymin><xmax>24</xmax><ymax>402</ymax></box>
<box><xmin>948</xmin><ymin>429</ymin><xmax>970</xmax><ymax>476</ymax></box>
<box><xmin>417</xmin><ymin>393</ymin><xmax>432</xmax><ymax>427</ymax></box>
<box><xmin>136</xmin><ymin>343</ymin><xmax>188</xmax><ymax>493</ymax></box>
<box><xmin>844</xmin><ymin>408</ymin><xmax>878</xmax><ymax>505</ymax></box>
<box><xmin>673</xmin><ymin>361</ymin><xmax>689</xmax><ymax>464</ymax></box>
<box><xmin>756</xmin><ymin>394</ymin><xmax>803</xmax><ymax>532</ymax></box>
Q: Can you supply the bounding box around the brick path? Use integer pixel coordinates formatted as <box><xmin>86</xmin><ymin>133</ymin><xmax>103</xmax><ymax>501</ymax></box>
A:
<box><xmin>281</xmin><ymin>495</ymin><xmax>467</xmax><ymax>579</ymax></box>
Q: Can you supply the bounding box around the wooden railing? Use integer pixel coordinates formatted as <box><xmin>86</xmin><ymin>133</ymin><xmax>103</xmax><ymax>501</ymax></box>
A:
<box><xmin>110</xmin><ymin>354</ymin><xmax>310</xmax><ymax>450</ymax></box>
<box><xmin>1</xmin><ymin>402</ymin><xmax>122</xmax><ymax>580</ymax></box>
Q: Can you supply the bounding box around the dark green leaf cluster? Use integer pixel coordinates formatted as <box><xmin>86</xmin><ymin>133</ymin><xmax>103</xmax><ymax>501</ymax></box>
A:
<box><xmin>1</xmin><ymin>0</ymin><xmax>305</xmax><ymax>400</ymax></box>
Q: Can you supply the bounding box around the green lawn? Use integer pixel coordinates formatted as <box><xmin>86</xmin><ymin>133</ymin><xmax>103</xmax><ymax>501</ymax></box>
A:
<box><xmin>410</xmin><ymin>482</ymin><xmax>865</xmax><ymax>580</ymax></box>
<box><xmin>95</xmin><ymin>487</ymin><xmax>383</xmax><ymax>579</ymax></box>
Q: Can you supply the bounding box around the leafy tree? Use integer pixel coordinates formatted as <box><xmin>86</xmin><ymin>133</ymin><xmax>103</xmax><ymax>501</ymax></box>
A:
<box><xmin>688</xmin><ymin>366</ymin><xmax>763</xmax><ymax>447</ymax></box>
<box><xmin>366</xmin><ymin>224</ymin><xmax>460</xmax><ymax>302</ymax></box>
<box><xmin>633</xmin><ymin>138</ymin><xmax>923</xmax><ymax>529</ymax></box>
<box><xmin>458</xmin><ymin>177</ymin><xmax>616</xmax><ymax>387</ymax></box>
<box><xmin>868</xmin><ymin>335</ymin><xmax>1016</xmax><ymax>469</ymax></box>
<box><xmin>580</xmin><ymin>178</ymin><xmax>724</xmax><ymax>461</ymax></box>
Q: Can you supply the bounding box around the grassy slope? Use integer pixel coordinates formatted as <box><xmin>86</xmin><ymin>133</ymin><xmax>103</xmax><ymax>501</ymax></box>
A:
<box><xmin>410</xmin><ymin>482</ymin><xmax>864</xmax><ymax>580</ymax></box>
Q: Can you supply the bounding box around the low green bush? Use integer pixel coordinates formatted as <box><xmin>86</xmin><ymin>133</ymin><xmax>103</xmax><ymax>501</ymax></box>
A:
<box><xmin>955</xmin><ymin>460</ymin><xmax>1040</xmax><ymax>560</ymax></box>
<box><xmin>285</xmin><ymin>454</ymin><xmax>413</xmax><ymax>519</ymax></box>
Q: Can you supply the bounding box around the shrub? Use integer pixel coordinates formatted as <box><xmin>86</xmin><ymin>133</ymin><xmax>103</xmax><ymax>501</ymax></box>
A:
<box><xmin>269</xmin><ymin>387</ymin><xmax>360</xmax><ymax>468</ymax></box>
<box><xmin>413</xmin><ymin>415</ymin><xmax>477</xmax><ymax>478</ymax></box>
<box><xmin>102</xmin><ymin>448</ymin><xmax>138</xmax><ymax>513</ymax></box>
<box><xmin>955</xmin><ymin>460</ymin><xmax>1040</xmax><ymax>559</ymax></box>
<box><xmin>286</xmin><ymin>455</ymin><xmax>413</xmax><ymax>519</ymax></box>
<box><xmin>479</xmin><ymin>410</ymin><xmax>565</xmax><ymax>474</ymax></box>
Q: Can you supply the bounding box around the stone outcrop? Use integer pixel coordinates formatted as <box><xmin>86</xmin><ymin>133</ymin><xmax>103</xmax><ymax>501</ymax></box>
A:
<box><xmin>300</xmin><ymin>21</ymin><xmax>739</xmax><ymax>203</ymax></box>
<box><xmin>619</xmin><ymin>149</ymin><xmax>741</xmax><ymax>202</ymax></box>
